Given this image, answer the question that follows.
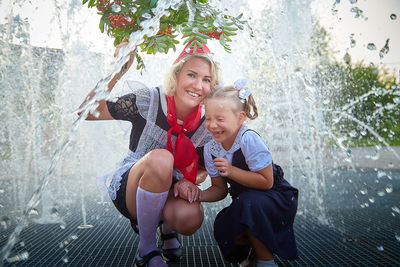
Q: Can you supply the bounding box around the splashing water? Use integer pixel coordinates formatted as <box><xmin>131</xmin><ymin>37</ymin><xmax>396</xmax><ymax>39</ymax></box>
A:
<box><xmin>0</xmin><ymin>0</ymin><xmax>184</xmax><ymax>263</ymax></box>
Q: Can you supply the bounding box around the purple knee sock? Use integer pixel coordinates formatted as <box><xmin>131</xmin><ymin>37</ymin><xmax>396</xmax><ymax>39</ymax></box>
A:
<box><xmin>161</xmin><ymin>223</ymin><xmax>181</xmax><ymax>249</ymax></box>
<box><xmin>136</xmin><ymin>187</ymin><xmax>168</xmax><ymax>256</ymax></box>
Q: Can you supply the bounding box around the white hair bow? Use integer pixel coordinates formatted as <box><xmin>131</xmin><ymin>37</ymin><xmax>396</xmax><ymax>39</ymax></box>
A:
<box><xmin>234</xmin><ymin>78</ymin><xmax>251</xmax><ymax>103</ymax></box>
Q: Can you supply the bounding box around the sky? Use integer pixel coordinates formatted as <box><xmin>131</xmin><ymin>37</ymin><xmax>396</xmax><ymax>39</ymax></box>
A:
<box><xmin>1</xmin><ymin>0</ymin><xmax>399</xmax><ymax>76</ymax></box>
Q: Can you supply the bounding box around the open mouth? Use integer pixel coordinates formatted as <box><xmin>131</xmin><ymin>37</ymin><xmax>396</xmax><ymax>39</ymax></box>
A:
<box><xmin>212</xmin><ymin>130</ymin><xmax>224</xmax><ymax>137</ymax></box>
<box><xmin>187</xmin><ymin>91</ymin><xmax>200</xmax><ymax>97</ymax></box>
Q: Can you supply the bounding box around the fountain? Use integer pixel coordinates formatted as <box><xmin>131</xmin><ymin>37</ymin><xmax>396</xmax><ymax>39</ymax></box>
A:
<box><xmin>0</xmin><ymin>0</ymin><xmax>399</xmax><ymax>266</ymax></box>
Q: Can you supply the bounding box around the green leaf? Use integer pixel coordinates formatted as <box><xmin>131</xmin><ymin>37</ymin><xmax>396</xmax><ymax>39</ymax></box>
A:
<box><xmin>99</xmin><ymin>17</ymin><xmax>105</xmax><ymax>33</ymax></box>
<box><xmin>219</xmin><ymin>36</ymin><xmax>226</xmax><ymax>46</ymax></box>
<box><xmin>195</xmin><ymin>31</ymin><xmax>209</xmax><ymax>40</ymax></box>
<box><xmin>223</xmin><ymin>26</ymin><xmax>237</xmax><ymax>31</ymax></box>
<box><xmin>150</xmin><ymin>0</ymin><xmax>158</xmax><ymax>8</ymax></box>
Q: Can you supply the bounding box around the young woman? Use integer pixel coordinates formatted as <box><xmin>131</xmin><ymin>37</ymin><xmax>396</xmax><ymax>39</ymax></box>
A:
<box><xmin>78</xmin><ymin>41</ymin><xmax>221</xmax><ymax>267</ymax></box>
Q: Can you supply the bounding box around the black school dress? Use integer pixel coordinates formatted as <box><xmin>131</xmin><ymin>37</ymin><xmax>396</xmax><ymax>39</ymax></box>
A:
<box><xmin>206</xmin><ymin>127</ymin><xmax>298</xmax><ymax>262</ymax></box>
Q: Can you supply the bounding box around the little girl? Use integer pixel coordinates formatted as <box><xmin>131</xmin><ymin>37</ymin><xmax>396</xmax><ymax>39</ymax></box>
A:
<box><xmin>200</xmin><ymin>80</ymin><xmax>299</xmax><ymax>267</ymax></box>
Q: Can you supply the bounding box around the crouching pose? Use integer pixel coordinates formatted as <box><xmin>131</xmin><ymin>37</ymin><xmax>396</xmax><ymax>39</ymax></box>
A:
<box><xmin>200</xmin><ymin>80</ymin><xmax>299</xmax><ymax>267</ymax></box>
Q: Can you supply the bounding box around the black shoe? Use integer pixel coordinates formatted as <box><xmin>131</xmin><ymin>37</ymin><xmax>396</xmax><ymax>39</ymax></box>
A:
<box><xmin>134</xmin><ymin>250</ymin><xmax>162</xmax><ymax>267</ymax></box>
<box><xmin>158</xmin><ymin>226</ymin><xmax>182</xmax><ymax>262</ymax></box>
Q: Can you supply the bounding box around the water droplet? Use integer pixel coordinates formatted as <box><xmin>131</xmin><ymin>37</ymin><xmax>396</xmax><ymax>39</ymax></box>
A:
<box><xmin>111</xmin><ymin>4</ymin><xmax>121</xmax><ymax>13</ymax></box>
<box><xmin>78</xmin><ymin>224</ymin><xmax>94</xmax><ymax>229</ymax></box>
<box><xmin>62</xmin><ymin>256</ymin><xmax>69</xmax><ymax>263</ymax></box>
<box><xmin>377</xmin><ymin>190</ymin><xmax>386</xmax><ymax>197</ymax></box>
<box><xmin>71</xmin><ymin>235</ymin><xmax>78</xmax><ymax>240</ymax></box>
<box><xmin>350</xmin><ymin>34</ymin><xmax>356</xmax><ymax>48</ymax></box>
<box><xmin>171</xmin><ymin>2</ymin><xmax>181</xmax><ymax>10</ymax></box>
<box><xmin>60</xmin><ymin>223</ymin><xmax>66</xmax><ymax>229</ymax></box>
<box><xmin>376</xmin><ymin>245</ymin><xmax>384</xmax><ymax>251</ymax></box>
<box><xmin>130</xmin><ymin>7</ymin><xmax>137</xmax><ymax>13</ymax></box>
<box><xmin>377</xmin><ymin>171</ymin><xmax>386</xmax><ymax>179</ymax></box>
<box><xmin>28</xmin><ymin>208</ymin><xmax>39</xmax><ymax>216</ymax></box>
<box><xmin>360</xmin><ymin>189</ymin><xmax>368</xmax><ymax>195</ymax></box>
<box><xmin>6</xmin><ymin>251</ymin><xmax>29</xmax><ymax>263</ymax></box>
<box><xmin>392</xmin><ymin>206</ymin><xmax>400</xmax><ymax>214</ymax></box>
<box><xmin>395</xmin><ymin>234</ymin><xmax>400</xmax><ymax>242</ymax></box>
<box><xmin>1</xmin><ymin>216</ymin><xmax>11</xmax><ymax>229</ymax></box>
<box><xmin>51</xmin><ymin>207</ymin><xmax>59</xmax><ymax>217</ymax></box>
<box><xmin>390</xmin><ymin>14</ymin><xmax>397</xmax><ymax>20</ymax></box>
<box><xmin>367</xmin><ymin>43</ymin><xmax>376</xmax><ymax>50</ymax></box>
<box><xmin>349</xmin><ymin>130</ymin><xmax>358</xmax><ymax>137</ymax></box>
<box><xmin>350</xmin><ymin>7</ymin><xmax>363</xmax><ymax>18</ymax></box>
<box><xmin>142</xmin><ymin>13</ymin><xmax>152</xmax><ymax>19</ymax></box>
<box><xmin>379</xmin><ymin>38</ymin><xmax>390</xmax><ymax>59</ymax></box>
<box><xmin>385</xmin><ymin>184</ymin><xmax>393</xmax><ymax>193</ymax></box>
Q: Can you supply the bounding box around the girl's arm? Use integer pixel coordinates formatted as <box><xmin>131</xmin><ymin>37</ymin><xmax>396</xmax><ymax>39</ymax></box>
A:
<box><xmin>196</xmin><ymin>165</ymin><xmax>208</xmax><ymax>184</ymax></box>
<box><xmin>199</xmin><ymin>176</ymin><xmax>228</xmax><ymax>202</ymax></box>
<box><xmin>213</xmin><ymin>157</ymin><xmax>273</xmax><ymax>190</ymax></box>
<box><xmin>78</xmin><ymin>42</ymin><xmax>135</xmax><ymax>120</ymax></box>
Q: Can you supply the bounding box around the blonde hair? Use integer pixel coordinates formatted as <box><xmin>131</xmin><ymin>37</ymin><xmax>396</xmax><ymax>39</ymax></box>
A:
<box><xmin>205</xmin><ymin>85</ymin><xmax>258</xmax><ymax>120</ymax></box>
<box><xmin>163</xmin><ymin>54</ymin><xmax>222</xmax><ymax>96</ymax></box>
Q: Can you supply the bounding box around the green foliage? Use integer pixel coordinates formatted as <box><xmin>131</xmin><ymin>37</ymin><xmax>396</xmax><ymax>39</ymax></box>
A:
<box><xmin>82</xmin><ymin>0</ymin><xmax>246</xmax><ymax>70</ymax></box>
<box><xmin>322</xmin><ymin>59</ymin><xmax>399</xmax><ymax>147</ymax></box>
<box><xmin>311</xmin><ymin>23</ymin><xmax>400</xmax><ymax>147</ymax></box>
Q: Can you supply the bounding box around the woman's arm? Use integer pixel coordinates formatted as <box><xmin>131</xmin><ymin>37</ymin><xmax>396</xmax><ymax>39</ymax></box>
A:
<box><xmin>213</xmin><ymin>157</ymin><xmax>273</xmax><ymax>190</ymax></box>
<box><xmin>199</xmin><ymin>176</ymin><xmax>228</xmax><ymax>202</ymax></box>
<box><xmin>78</xmin><ymin>42</ymin><xmax>135</xmax><ymax>120</ymax></box>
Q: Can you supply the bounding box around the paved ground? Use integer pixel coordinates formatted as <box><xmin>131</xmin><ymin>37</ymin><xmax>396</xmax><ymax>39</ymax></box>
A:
<box><xmin>1</xmin><ymin>170</ymin><xmax>399</xmax><ymax>266</ymax></box>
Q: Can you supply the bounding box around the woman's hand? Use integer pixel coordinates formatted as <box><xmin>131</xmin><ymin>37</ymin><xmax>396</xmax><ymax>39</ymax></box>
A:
<box><xmin>213</xmin><ymin>157</ymin><xmax>232</xmax><ymax>177</ymax></box>
<box><xmin>173</xmin><ymin>179</ymin><xmax>201</xmax><ymax>203</ymax></box>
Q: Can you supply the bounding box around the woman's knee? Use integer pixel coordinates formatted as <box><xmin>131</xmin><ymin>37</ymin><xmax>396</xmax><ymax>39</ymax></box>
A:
<box><xmin>173</xmin><ymin>204</ymin><xmax>204</xmax><ymax>235</ymax></box>
<box><xmin>145</xmin><ymin>149</ymin><xmax>174</xmax><ymax>178</ymax></box>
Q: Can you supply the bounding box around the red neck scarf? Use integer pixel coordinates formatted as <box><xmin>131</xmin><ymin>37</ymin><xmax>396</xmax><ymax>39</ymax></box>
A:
<box><xmin>166</xmin><ymin>96</ymin><xmax>202</xmax><ymax>184</ymax></box>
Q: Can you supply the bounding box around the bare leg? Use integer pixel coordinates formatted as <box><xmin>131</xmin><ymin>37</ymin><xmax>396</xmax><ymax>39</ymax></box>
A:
<box><xmin>125</xmin><ymin>149</ymin><xmax>174</xmax><ymax>267</ymax></box>
<box><xmin>162</xmin><ymin>191</ymin><xmax>204</xmax><ymax>236</ymax></box>
<box><xmin>125</xmin><ymin>149</ymin><xmax>174</xmax><ymax>219</ymax></box>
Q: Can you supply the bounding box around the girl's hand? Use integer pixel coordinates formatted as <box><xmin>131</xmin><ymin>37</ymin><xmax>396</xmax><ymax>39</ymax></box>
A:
<box><xmin>214</xmin><ymin>157</ymin><xmax>232</xmax><ymax>177</ymax></box>
<box><xmin>173</xmin><ymin>179</ymin><xmax>201</xmax><ymax>203</ymax></box>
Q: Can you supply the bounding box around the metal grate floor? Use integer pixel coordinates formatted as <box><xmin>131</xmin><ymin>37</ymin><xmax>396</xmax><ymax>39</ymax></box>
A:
<box><xmin>1</xmin><ymin>170</ymin><xmax>400</xmax><ymax>267</ymax></box>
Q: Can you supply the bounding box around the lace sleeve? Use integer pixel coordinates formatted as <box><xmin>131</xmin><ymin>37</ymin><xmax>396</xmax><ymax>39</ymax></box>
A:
<box><xmin>106</xmin><ymin>94</ymin><xmax>139</xmax><ymax>121</ymax></box>
<box><xmin>106</xmin><ymin>81</ymin><xmax>152</xmax><ymax>121</ymax></box>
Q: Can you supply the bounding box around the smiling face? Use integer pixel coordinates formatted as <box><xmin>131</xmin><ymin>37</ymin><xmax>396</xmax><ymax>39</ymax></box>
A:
<box><xmin>205</xmin><ymin>98</ymin><xmax>246</xmax><ymax>150</ymax></box>
<box><xmin>174</xmin><ymin>57</ymin><xmax>212</xmax><ymax>119</ymax></box>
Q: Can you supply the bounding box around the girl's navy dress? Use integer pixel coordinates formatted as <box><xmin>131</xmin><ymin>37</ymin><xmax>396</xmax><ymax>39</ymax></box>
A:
<box><xmin>204</xmin><ymin>125</ymin><xmax>298</xmax><ymax>262</ymax></box>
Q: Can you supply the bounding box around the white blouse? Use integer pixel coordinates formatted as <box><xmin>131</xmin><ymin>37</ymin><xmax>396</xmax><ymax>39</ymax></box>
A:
<box><xmin>204</xmin><ymin>124</ymin><xmax>272</xmax><ymax>178</ymax></box>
